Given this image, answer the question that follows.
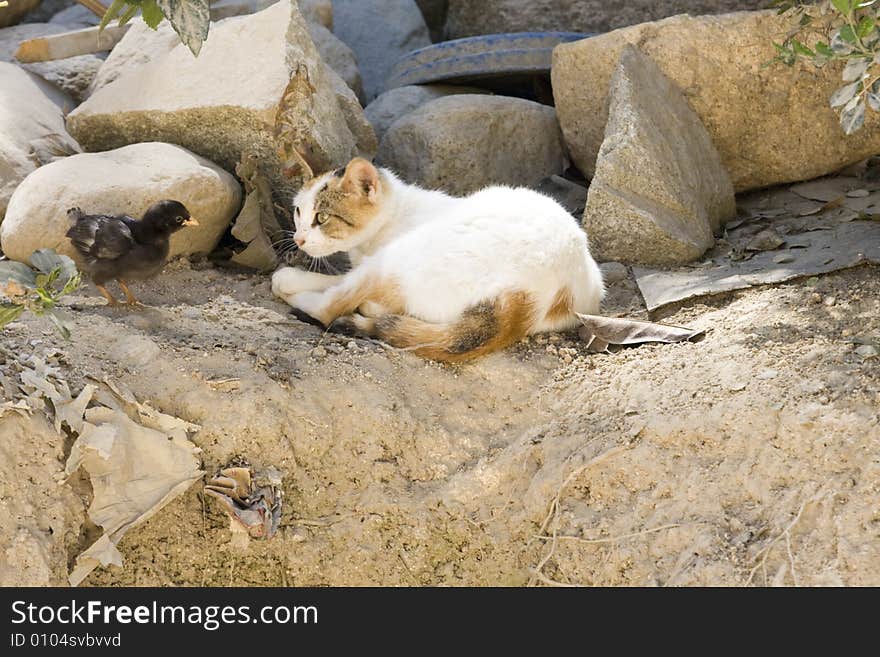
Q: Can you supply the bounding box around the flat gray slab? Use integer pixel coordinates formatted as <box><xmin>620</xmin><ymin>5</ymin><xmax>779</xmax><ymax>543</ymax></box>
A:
<box><xmin>386</xmin><ymin>31</ymin><xmax>590</xmax><ymax>88</ymax></box>
<box><xmin>634</xmin><ymin>221</ymin><xmax>880</xmax><ymax>311</ymax></box>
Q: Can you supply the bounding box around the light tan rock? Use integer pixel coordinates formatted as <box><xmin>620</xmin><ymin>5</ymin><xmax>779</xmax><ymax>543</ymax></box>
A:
<box><xmin>583</xmin><ymin>46</ymin><xmax>735</xmax><ymax>265</ymax></box>
<box><xmin>365</xmin><ymin>84</ymin><xmax>489</xmax><ymax>142</ymax></box>
<box><xmin>553</xmin><ymin>10</ymin><xmax>880</xmax><ymax>191</ymax></box>
<box><xmin>66</xmin><ymin>0</ymin><xmax>375</xmax><ymax>192</ymax></box>
<box><xmin>0</xmin><ymin>23</ymin><xmax>102</xmax><ymax>101</ymax></box>
<box><xmin>86</xmin><ymin>19</ymin><xmax>180</xmax><ymax>97</ymax></box>
<box><xmin>445</xmin><ymin>0</ymin><xmax>765</xmax><ymax>38</ymax></box>
<box><xmin>0</xmin><ymin>62</ymin><xmax>79</xmax><ymax>222</ymax></box>
<box><xmin>0</xmin><ymin>142</ymin><xmax>241</xmax><ymax>264</ymax></box>
<box><xmin>0</xmin><ymin>0</ymin><xmax>39</xmax><ymax>28</ymax></box>
<box><xmin>376</xmin><ymin>94</ymin><xmax>567</xmax><ymax>195</ymax></box>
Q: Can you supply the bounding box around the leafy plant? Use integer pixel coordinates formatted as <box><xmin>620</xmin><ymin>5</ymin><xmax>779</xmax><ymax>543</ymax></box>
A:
<box><xmin>0</xmin><ymin>250</ymin><xmax>81</xmax><ymax>339</ymax></box>
<box><xmin>96</xmin><ymin>0</ymin><xmax>210</xmax><ymax>56</ymax></box>
<box><xmin>772</xmin><ymin>0</ymin><xmax>880</xmax><ymax>134</ymax></box>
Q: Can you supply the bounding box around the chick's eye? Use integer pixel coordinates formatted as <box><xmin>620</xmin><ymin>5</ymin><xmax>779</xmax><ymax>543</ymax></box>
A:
<box><xmin>175</xmin><ymin>216</ymin><xmax>184</xmax><ymax>223</ymax></box>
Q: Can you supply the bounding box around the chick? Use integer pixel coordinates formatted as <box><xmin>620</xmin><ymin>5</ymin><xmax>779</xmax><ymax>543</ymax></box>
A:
<box><xmin>65</xmin><ymin>200</ymin><xmax>199</xmax><ymax>306</ymax></box>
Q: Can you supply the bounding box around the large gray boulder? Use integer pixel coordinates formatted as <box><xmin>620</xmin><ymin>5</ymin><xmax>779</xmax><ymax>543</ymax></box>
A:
<box><xmin>66</xmin><ymin>0</ymin><xmax>375</xmax><ymax>193</ymax></box>
<box><xmin>0</xmin><ymin>142</ymin><xmax>241</xmax><ymax>264</ymax></box>
<box><xmin>365</xmin><ymin>83</ymin><xmax>488</xmax><ymax>142</ymax></box>
<box><xmin>553</xmin><ymin>11</ymin><xmax>880</xmax><ymax>192</ymax></box>
<box><xmin>0</xmin><ymin>62</ymin><xmax>79</xmax><ymax>222</ymax></box>
<box><xmin>332</xmin><ymin>0</ymin><xmax>430</xmax><ymax>101</ymax></box>
<box><xmin>48</xmin><ymin>4</ymin><xmax>98</xmax><ymax>29</ymax></box>
<box><xmin>0</xmin><ymin>23</ymin><xmax>102</xmax><ymax>101</ymax></box>
<box><xmin>307</xmin><ymin>21</ymin><xmax>363</xmax><ymax>101</ymax></box>
<box><xmin>377</xmin><ymin>94</ymin><xmax>566</xmax><ymax>196</ymax></box>
<box><xmin>444</xmin><ymin>0</ymin><xmax>765</xmax><ymax>39</ymax></box>
<box><xmin>582</xmin><ymin>46</ymin><xmax>735</xmax><ymax>265</ymax></box>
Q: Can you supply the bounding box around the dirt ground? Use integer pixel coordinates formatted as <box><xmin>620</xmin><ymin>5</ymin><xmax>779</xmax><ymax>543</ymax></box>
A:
<box><xmin>1</xmin><ymin>246</ymin><xmax>877</xmax><ymax>587</ymax></box>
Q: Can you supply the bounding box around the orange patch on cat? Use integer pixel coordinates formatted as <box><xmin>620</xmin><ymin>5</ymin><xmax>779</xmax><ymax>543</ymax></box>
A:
<box><xmin>545</xmin><ymin>286</ymin><xmax>573</xmax><ymax>322</ymax></box>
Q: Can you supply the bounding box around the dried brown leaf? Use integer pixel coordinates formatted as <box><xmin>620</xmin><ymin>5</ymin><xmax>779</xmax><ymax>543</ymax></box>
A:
<box><xmin>576</xmin><ymin>314</ymin><xmax>704</xmax><ymax>352</ymax></box>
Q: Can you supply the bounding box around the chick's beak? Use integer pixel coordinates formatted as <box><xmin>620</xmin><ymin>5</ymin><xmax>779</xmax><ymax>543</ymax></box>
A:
<box><xmin>182</xmin><ymin>216</ymin><xmax>200</xmax><ymax>227</ymax></box>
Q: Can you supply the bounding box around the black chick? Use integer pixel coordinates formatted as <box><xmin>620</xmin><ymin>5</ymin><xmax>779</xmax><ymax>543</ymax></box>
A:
<box><xmin>65</xmin><ymin>200</ymin><xmax>199</xmax><ymax>306</ymax></box>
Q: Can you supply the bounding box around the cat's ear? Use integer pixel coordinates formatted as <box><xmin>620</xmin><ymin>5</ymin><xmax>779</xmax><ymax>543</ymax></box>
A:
<box><xmin>341</xmin><ymin>158</ymin><xmax>379</xmax><ymax>202</ymax></box>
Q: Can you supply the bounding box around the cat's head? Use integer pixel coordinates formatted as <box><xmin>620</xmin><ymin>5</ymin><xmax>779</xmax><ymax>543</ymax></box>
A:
<box><xmin>290</xmin><ymin>158</ymin><xmax>383</xmax><ymax>257</ymax></box>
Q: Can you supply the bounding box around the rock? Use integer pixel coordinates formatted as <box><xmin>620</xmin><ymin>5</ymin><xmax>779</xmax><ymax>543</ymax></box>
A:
<box><xmin>553</xmin><ymin>11</ymin><xmax>880</xmax><ymax>192</ymax></box>
<box><xmin>325</xmin><ymin>66</ymin><xmax>379</xmax><ymax>157</ymax></box>
<box><xmin>0</xmin><ymin>142</ymin><xmax>241</xmax><ymax>264</ymax></box>
<box><xmin>0</xmin><ymin>1</ymin><xmax>40</xmax><ymax>28</ymax></box>
<box><xmin>377</xmin><ymin>94</ymin><xmax>567</xmax><ymax>195</ymax></box>
<box><xmin>48</xmin><ymin>4</ymin><xmax>98</xmax><ymax>28</ymax></box>
<box><xmin>365</xmin><ymin>84</ymin><xmax>488</xmax><ymax>142</ymax></box>
<box><xmin>307</xmin><ymin>22</ymin><xmax>363</xmax><ymax>101</ymax></box>
<box><xmin>210</xmin><ymin>0</ymin><xmax>277</xmax><ymax>20</ymax></box>
<box><xmin>332</xmin><ymin>0</ymin><xmax>430</xmax><ymax>101</ymax></box>
<box><xmin>18</xmin><ymin>0</ymin><xmax>73</xmax><ymax>23</ymax></box>
<box><xmin>582</xmin><ymin>46</ymin><xmax>735</xmax><ymax>265</ymax></box>
<box><xmin>300</xmin><ymin>0</ymin><xmax>332</xmax><ymax>29</ymax></box>
<box><xmin>66</xmin><ymin>1</ymin><xmax>375</xmax><ymax>194</ymax></box>
<box><xmin>444</xmin><ymin>0</ymin><xmax>765</xmax><ymax>39</ymax></box>
<box><xmin>414</xmin><ymin>0</ymin><xmax>447</xmax><ymax>42</ymax></box>
<box><xmin>598</xmin><ymin>261</ymin><xmax>629</xmax><ymax>284</ymax></box>
<box><xmin>86</xmin><ymin>19</ymin><xmax>180</xmax><ymax>97</ymax></box>
<box><xmin>0</xmin><ymin>62</ymin><xmax>79</xmax><ymax>221</ymax></box>
<box><xmin>0</xmin><ymin>23</ymin><xmax>102</xmax><ymax>101</ymax></box>
<box><xmin>535</xmin><ymin>175</ymin><xmax>587</xmax><ymax>217</ymax></box>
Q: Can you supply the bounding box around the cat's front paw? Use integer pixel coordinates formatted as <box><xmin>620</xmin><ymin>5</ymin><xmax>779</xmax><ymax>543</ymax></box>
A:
<box><xmin>271</xmin><ymin>267</ymin><xmax>306</xmax><ymax>298</ymax></box>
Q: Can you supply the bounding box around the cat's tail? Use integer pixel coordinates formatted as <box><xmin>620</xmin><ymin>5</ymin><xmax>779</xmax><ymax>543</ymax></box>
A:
<box><xmin>341</xmin><ymin>290</ymin><xmax>536</xmax><ymax>363</ymax></box>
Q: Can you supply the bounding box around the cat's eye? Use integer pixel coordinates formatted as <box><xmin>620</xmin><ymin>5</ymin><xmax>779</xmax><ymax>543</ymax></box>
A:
<box><xmin>316</xmin><ymin>212</ymin><xmax>331</xmax><ymax>225</ymax></box>
<box><xmin>294</xmin><ymin>206</ymin><xmax>301</xmax><ymax>220</ymax></box>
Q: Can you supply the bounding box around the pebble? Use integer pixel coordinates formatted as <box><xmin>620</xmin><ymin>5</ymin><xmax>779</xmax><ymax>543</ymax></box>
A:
<box><xmin>824</xmin><ymin>296</ymin><xmax>836</xmax><ymax>306</ymax></box>
<box><xmin>347</xmin><ymin>341</ymin><xmax>357</xmax><ymax>350</ymax></box>
<box><xmin>311</xmin><ymin>346</ymin><xmax>327</xmax><ymax>357</ymax></box>
<box><xmin>756</xmin><ymin>369</ymin><xmax>778</xmax><ymax>380</ymax></box>
<box><xmin>855</xmin><ymin>344</ymin><xmax>879</xmax><ymax>359</ymax></box>
<box><xmin>181</xmin><ymin>308</ymin><xmax>201</xmax><ymax>319</ymax></box>
<box><xmin>773</xmin><ymin>253</ymin><xmax>795</xmax><ymax>264</ymax></box>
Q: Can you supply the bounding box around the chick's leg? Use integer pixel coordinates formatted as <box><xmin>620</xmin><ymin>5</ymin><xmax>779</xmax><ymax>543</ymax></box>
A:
<box><xmin>117</xmin><ymin>279</ymin><xmax>141</xmax><ymax>306</ymax></box>
<box><xmin>96</xmin><ymin>285</ymin><xmax>118</xmax><ymax>306</ymax></box>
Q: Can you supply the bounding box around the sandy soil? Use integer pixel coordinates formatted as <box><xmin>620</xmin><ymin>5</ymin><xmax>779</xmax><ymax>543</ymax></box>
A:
<box><xmin>1</xmin><ymin>250</ymin><xmax>877</xmax><ymax>587</ymax></box>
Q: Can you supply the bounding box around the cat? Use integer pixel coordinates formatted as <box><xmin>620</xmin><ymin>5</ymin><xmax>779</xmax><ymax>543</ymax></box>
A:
<box><xmin>271</xmin><ymin>158</ymin><xmax>604</xmax><ymax>362</ymax></box>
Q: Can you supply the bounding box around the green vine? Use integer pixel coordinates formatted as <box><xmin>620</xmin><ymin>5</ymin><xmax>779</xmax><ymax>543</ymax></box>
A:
<box><xmin>772</xmin><ymin>0</ymin><xmax>880</xmax><ymax>134</ymax></box>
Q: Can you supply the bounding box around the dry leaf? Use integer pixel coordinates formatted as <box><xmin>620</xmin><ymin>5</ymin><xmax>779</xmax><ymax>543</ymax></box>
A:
<box><xmin>230</xmin><ymin>153</ymin><xmax>281</xmax><ymax>271</ymax></box>
<box><xmin>576</xmin><ymin>314</ymin><xmax>704</xmax><ymax>352</ymax></box>
<box><xmin>65</xmin><ymin>405</ymin><xmax>204</xmax><ymax>585</ymax></box>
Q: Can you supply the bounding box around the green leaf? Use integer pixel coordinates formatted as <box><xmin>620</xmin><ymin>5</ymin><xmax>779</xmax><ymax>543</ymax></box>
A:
<box><xmin>840</xmin><ymin>24</ymin><xmax>857</xmax><ymax>43</ymax></box>
<box><xmin>99</xmin><ymin>0</ymin><xmax>129</xmax><ymax>33</ymax></box>
<box><xmin>840</xmin><ymin>97</ymin><xmax>866</xmax><ymax>134</ymax></box>
<box><xmin>0</xmin><ymin>303</ymin><xmax>24</xmax><ymax>329</ymax></box>
<box><xmin>830</xmin><ymin>81</ymin><xmax>860</xmax><ymax>107</ymax></box>
<box><xmin>832</xmin><ymin>0</ymin><xmax>853</xmax><ymax>14</ymax></box>
<box><xmin>118</xmin><ymin>2</ymin><xmax>140</xmax><ymax>26</ymax></box>
<box><xmin>156</xmin><ymin>0</ymin><xmax>210</xmax><ymax>56</ymax></box>
<box><xmin>791</xmin><ymin>39</ymin><xmax>815</xmax><ymax>57</ymax></box>
<box><xmin>815</xmin><ymin>41</ymin><xmax>834</xmax><ymax>57</ymax></box>
<box><xmin>857</xmin><ymin>15</ymin><xmax>876</xmax><ymax>38</ymax></box>
<box><xmin>141</xmin><ymin>0</ymin><xmax>165</xmax><ymax>29</ymax></box>
<box><xmin>0</xmin><ymin>261</ymin><xmax>38</xmax><ymax>288</ymax></box>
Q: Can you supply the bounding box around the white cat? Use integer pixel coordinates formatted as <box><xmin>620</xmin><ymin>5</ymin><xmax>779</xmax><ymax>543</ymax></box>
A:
<box><xmin>272</xmin><ymin>158</ymin><xmax>604</xmax><ymax>362</ymax></box>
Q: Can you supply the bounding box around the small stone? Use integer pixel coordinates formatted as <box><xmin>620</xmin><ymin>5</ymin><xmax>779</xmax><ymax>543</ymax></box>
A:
<box><xmin>311</xmin><ymin>346</ymin><xmax>327</xmax><ymax>357</ymax></box>
<box><xmin>756</xmin><ymin>369</ymin><xmax>778</xmax><ymax>380</ymax></box>
<box><xmin>810</xmin><ymin>293</ymin><xmax>822</xmax><ymax>304</ymax></box>
<box><xmin>347</xmin><ymin>341</ymin><xmax>357</xmax><ymax>350</ymax></box>
<box><xmin>855</xmin><ymin>344</ymin><xmax>879</xmax><ymax>359</ymax></box>
<box><xmin>824</xmin><ymin>296</ymin><xmax>836</xmax><ymax>306</ymax></box>
<box><xmin>773</xmin><ymin>253</ymin><xmax>795</xmax><ymax>264</ymax></box>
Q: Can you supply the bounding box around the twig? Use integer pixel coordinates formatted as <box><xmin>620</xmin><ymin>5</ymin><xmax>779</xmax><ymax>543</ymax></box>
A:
<box><xmin>745</xmin><ymin>490</ymin><xmax>828</xmax><ymax>586</ymax></box>
<box><xmin>533</xmin><ymin>523</ymin><xmax>681</xmax><ymax>545</ymax></box>
<box><xmin>528</xmin><ymin>569</ymin><xmax>580</xmax><ymax>587</ymax></box>
<box><xmin>528</xmin><ymin>444</ymin><xmax>629</xmax><ymax>587</ymax></box>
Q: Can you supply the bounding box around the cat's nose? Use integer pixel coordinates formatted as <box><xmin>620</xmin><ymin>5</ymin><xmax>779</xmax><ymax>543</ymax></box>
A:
<box><xmin>294</xmin><ymin>236</ymin><xmax>305</xmax><ymax>247</ymax></box>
